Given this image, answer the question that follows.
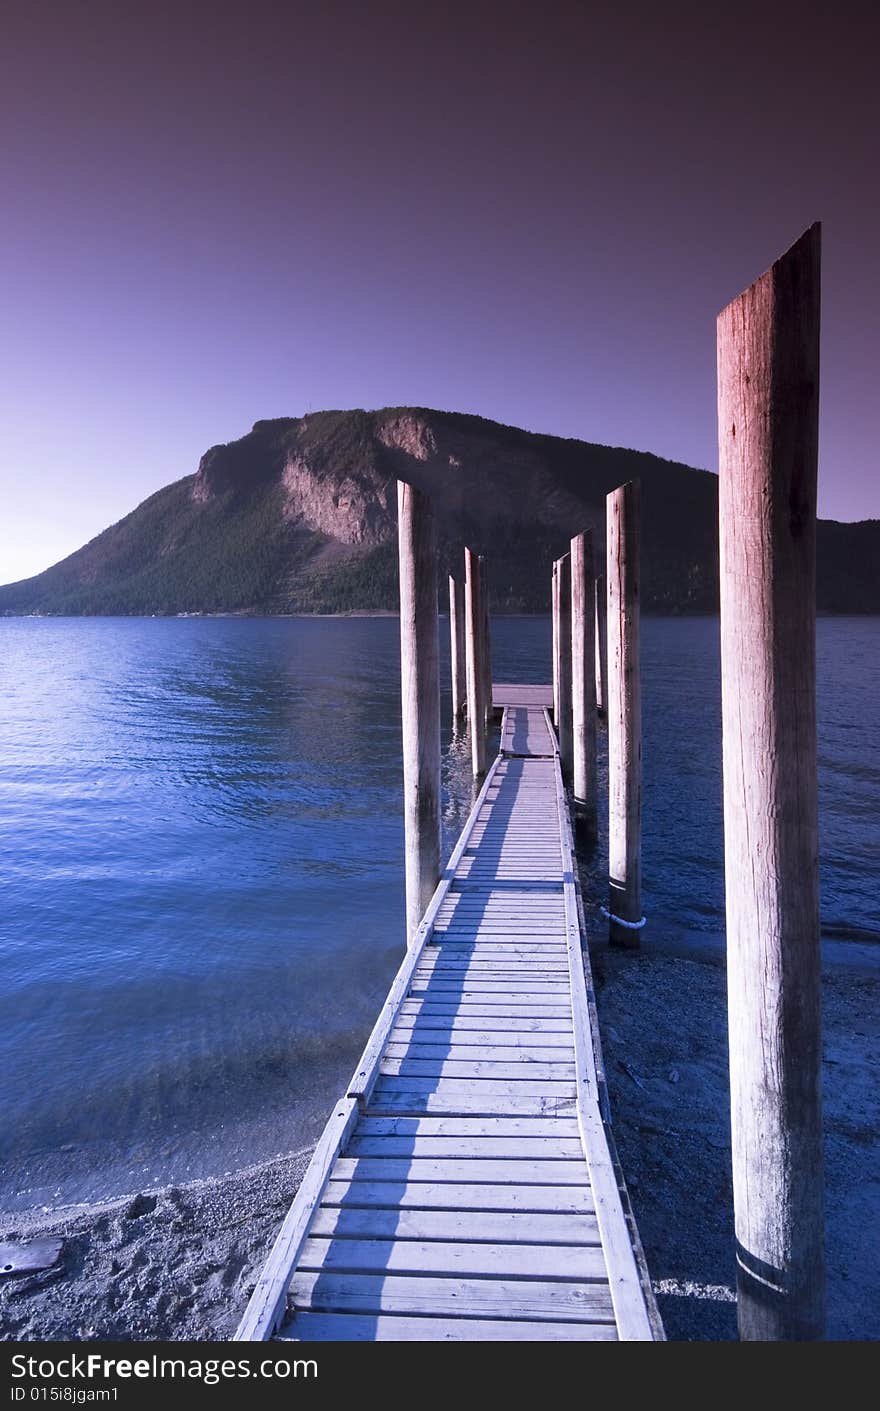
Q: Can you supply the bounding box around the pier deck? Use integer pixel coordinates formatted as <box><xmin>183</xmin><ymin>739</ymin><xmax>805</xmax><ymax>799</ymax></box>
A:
<box><xmin>236</xmin><ymin>691</ymin><xmax>657</xmax><ymax>1342</ymax></box>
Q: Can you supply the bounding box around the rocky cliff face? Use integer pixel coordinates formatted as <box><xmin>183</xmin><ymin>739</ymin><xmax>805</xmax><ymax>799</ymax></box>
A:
<box><xmin>1</xmin><ymin>407</ymin><xmax>877</xmax><ymax>616</ymax></box>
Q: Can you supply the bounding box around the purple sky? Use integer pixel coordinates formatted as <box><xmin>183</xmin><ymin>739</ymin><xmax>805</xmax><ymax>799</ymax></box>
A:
<box><xmin>1</xmin><ymin>0</ymin><xmax>877</xmax><ymax>583</ymax></box>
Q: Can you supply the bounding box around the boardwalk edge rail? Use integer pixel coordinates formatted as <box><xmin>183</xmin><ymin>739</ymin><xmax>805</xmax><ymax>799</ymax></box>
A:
<box><xmin>543</xmin><ymin>708</ymin><xmax>663</xmax><ymax>1341</ymax></box>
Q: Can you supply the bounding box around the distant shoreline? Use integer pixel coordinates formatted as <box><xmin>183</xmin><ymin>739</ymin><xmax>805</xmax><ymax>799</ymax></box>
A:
<box><xmin>4</xmin><ymin>609</ymin><xmax>880</xmax><ymax>620</ymax></box>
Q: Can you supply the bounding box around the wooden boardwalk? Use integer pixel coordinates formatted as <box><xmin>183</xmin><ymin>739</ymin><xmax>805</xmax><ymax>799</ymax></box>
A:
<box><xmin>236</xmin><ymin>691</ymin><xmax>658</xmax><ymax>1342</ymax></box>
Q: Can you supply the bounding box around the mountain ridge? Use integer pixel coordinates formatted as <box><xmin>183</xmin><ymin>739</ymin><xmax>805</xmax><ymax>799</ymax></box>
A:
<box><xmin>1</xmin><ymin>407</ymin><xmax>877</xmax><ymax>616</ymax></box>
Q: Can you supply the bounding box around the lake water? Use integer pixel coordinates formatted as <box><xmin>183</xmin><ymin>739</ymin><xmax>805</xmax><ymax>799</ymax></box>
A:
<box><xmin>1</xmin><ymin>616</ymin><xmax>877</xmax><ymax>1211</ymax></box>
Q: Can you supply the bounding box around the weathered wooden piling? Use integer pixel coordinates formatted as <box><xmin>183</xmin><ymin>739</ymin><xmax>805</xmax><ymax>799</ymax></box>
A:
<box><xmin>571</xmin><ymin>531</ymin><xmax>598</xmax><ymax>841</ymax></box>
<box><xmin>465</xmin><ymin>547</ymin><xmax>486</xmax><ymax>779</ymax></box>
<box><xmin>480</xmin><ymin>556</ymin><xmax>493</xmax><ymax>728</ymax></box>
<box><xmin>606</xmin><ymin>481</ymin><xmax>642</xmax><ymax>947</ymax></box>
<box><xmin>595</xmin><ymin>573</ymin><xmax>607</xmax><ymax>718</ymax></box>
<box><xmin>551</xmin><ymin>561</ymin><xmax>560</xmax><ymax>727</ymax></box>
<box><xmin>556</xmin><ymin>553</ymin><xmax>573</xmax><ymax>784</ymax></box>
<box><xmin>717</xmin><ymin>224</ymin><xmax>824</xmax><ymax>1341</ymax></box>
<box><xmin>449</xmin><ymin>574</ymin><xmax>466</xmax><ymax>721</ymax></box>
<box><xmin>397</xmin><ymin>481</ymin><xmax>441</xmax><ymax>944</ymax></box>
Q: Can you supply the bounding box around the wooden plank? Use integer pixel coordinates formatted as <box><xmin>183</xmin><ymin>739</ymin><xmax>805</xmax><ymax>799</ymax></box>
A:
<box><xmin>432</xmin><ymin>949</ymin><xmax>566</xmax><ymax>959</ymax></box>
<box><xmin>413</xmin><ymin>972</ymin><xmax>570</xmax><ymax>984</ymax></box>
<box><xmin>393</xmin><ymin>1014</ymin><xmax>573</xmax><ymax>1034</ymax></box>
<box><xmin>290</xmin><ymin>1271</ymin><xmax>615</xmax><ymax>1322</ymax></box>
<box><xmin>407</xmin><ymin>993</ymin><xmax>571</xmax><ymax>1006</ymax></box>
<box><xmin>365</xmin><ymin>1092</ymin><xmax>578</xmax><ymax>1118</ymax></box>
<box><xmin>234</xmin><ymin>1097</ymin><xmax>359</xmax><ymax>1341</ymax></box>
<box><xmin>492</xmin><ymin>683</ymin><xmax>554</xmax><ymax>708</ymax></box>
<box><xmin>356</xmin><ymin>1116</ymin><xmax>581</xmax><ymax>1138</ymax></box>
<box><xmin>435</xmin><ymin>914</ymin><xmax>565</xmax><ymax>924</ymax></box>
<box><xmin>435</xmin><ymin>912</ymin><xmax>567</xmax><ymax>919</ymax></box>
<box><xmin>334</xmin><ymin>1157</ymin><xmax>588</xmax><ymax>1184</ymax></box>
<box><xmin>434</xmin><ymin>924</ymin><xmax>567</xmax><ymax>933</ymax></box>
<box><xmin>431</xmin><ymin>938</ymin><xmax>567</xmax><ymax>947</ymax></box>
<box><xmin>405</xmin><ymin>986</ymin><xmax>570</xmax><ymax>998</ymax></box>
<box><xmin>321</xmin><ymin>1179</ymin><xmax>594</xmax><ymax>1213</ymax></box>
<box><xmin>409</xmin><ymin>980</ymin><xmax>570</xmax><ymax>993</ymax></box>
<box><xmin>280</xmin><ymin>1312</ymin><xmax>617</xmax><ymax>1341</ymax></box>
<box><xmin>435</xmin><ymin>927</ymin><xmax>564</xmax><ymax>940</ymax></box>
<box><xmin>298</xmin><ymin>1237</ymin><xmax>609</xmax><ymax>1281</ymax></box>
<box><xmin>383</xmin><ymin>1044</ymin><xmax>575</xmax><ymax>1064</ymax></box>
<box><xmin>399</xmin><ymin>1002</ymin><xmax>574</xmax><ymax>1018</ymax></box>
<box><xmin>432</xmin><ymin>938</ymin><xmax>567</xmax><ymax>949</ymax></box>
<box><xmin>437</xmin><ymin>915</ymin><xmax>565</xmax><ymax>923</ymax></box>
<box><xmin>378</xmin><ymin>1059</ymin><xmax>576</xmax><ymax>1081</ymax></box>
<box><xmin>390</xmin><ymin>1026</ymin><xmax>573</xmax><ymax>1047</ymax></box>
<box><xmin>433</xmin><ymin>933</ymin><xmax>567</xmax><ymax>942</ymax></box>
<box><xmin>406</xmin><ymin>995</ymin><xmax>571</xmax><ymax>1007</ymax></box>
<box><xmin>416</xmin><ymin>956</ymin><xmax>568</xmax><ymax>971</ymax></box>
<box><xmin>345</xmin><ymin>1135</ymin><xmax>585</xmax><ymax>1158</ymax></box>
<box><xmin>307</xmin><ymin>1207</ymin><xmax>598</xmax><ymax>1246</ymax></box>
<box><xmin>411</xmin><ymin>970</ymin><xmax>570</xmax><ymax>982</ymax></box>
<box><xmin>436</xmin><ymin>901</ymin><xmax>565</xmax><ymax>909</ymax></box>
<box><xmin>416</xmin><ymin>960</ymin><xmax>569</xmax><ymax>973</ymax></box>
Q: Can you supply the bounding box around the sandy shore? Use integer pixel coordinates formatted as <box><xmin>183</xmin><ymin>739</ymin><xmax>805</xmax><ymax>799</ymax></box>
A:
<box><xmin>0</xmin><ymin>1150</ymin><xmax>314</xmax><ymax>1340</ymax></box>
<box><xmin>2</xmin><ymin>930</ymin><xmax>877</xmax><ymax>1342</ymax></box>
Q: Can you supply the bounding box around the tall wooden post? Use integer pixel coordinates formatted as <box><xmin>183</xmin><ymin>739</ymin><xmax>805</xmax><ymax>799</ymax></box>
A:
<box><xmin>718</xmin><ymin>224</ymin><xmax>823</xmax><ymax>1341</ymax></box>
<box><xmin>551</xmin><ymin>562</ymin><xmax>560</xmax><ymax>727</ymax></box>
<box><xmin>606</xmin><ymin>481</ymin><xmax>642</xmax><ymax>948</ymax></box>
<box><xmin>449</xmin><ymin>574</ymin><xmax>466</xmax><ymax>722</ymax></box>
<box><xmin>480</xmin><ymin>556</ymin><xmax>493</xmax><ymax>728</ymax></box>
<box><xmin>556</xmin><ymin>553</ymin><xmax>573</xmax><ymax>783</ymax></box>
<box><xmin>571</xmin><ymin>531</ymin><xmax>597</xmax><ymax>841</ymax></box>
<box><xmin>465</xmin><ymin>547</ymin><xmax>486</xmax><ymax>779</ymax></box>
<box><xmin>397</xmin><ymin>481</ymin><xmax>440</xmax><ymax>944</ymax></box>
<box><xmin>595</xmin><ymin>573</ymin><xmax>607</xmax><ymax>718</ymax></box>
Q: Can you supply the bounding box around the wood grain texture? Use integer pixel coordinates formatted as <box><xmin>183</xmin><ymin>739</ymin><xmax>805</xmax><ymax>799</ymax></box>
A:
<box><xmin>288</xmin><ymin>1271</ymin><xmax>616</xmax><ymax>1322</ymax></box>
<box><xmin>492</xmin><ymin>683</ymin><xmax>554</xmax><ymax>708</ymax></box>
<box><xmin>449</xmin><ymin>574</ymin><xmax>466</xmax><ymax>720</ymax></box>
<box><xmin>279</xmin><ymin>1312</ymin><xmax>617</xmax><ymax>1341</ymax></box>
<box><xmin>552</xmin><ymin>561</ymin><xmax>560</xmax><ymax>726</ymax></box>
<box><xmin>480</xmin><ymin>555</ymin><xmax>493</xmax><ymax>727</ymax></box>
<box><xmin>465</xmin><ymin>547</ymin><xmax>486</xmax><ymax>778</ymax></box>
<box><xmin>398</xmin><ymin>481</ymin><xmax>440</xmax><ymax>942</ymax></box>
<box><xmin>594</xmin><ymin>573</ymin><xmax>607</xmax><ymax>716</ymax></box>
<box><xmin>717</xmin><ymin>223</ymin><xmax>823</xmax><ymax>1341</ymax></box>
<box><xmin>606</xmin><ymin>481</ymin><xmax>642</xmax><ymax>946</ymax></box>
<box><xmin>307</xmin><ymin>1205</ymin><xmax>599</xmax><ymax>1243</ymax></box>
<box><xmin>571</xmin><ymin>530</ymin><xmax>598</xmax><ymax>839</ymax></box>
<box><xmin>556</xmin><ymin>554</ymin><xmax>573</xmax><ymax>782</ymax></box>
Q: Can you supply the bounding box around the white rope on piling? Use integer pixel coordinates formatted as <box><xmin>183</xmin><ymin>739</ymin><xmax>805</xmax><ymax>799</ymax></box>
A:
<box><xmin>600</xmin><ymin>906</ymin><xmax>647</xmax><ymax>930</ymax></box>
